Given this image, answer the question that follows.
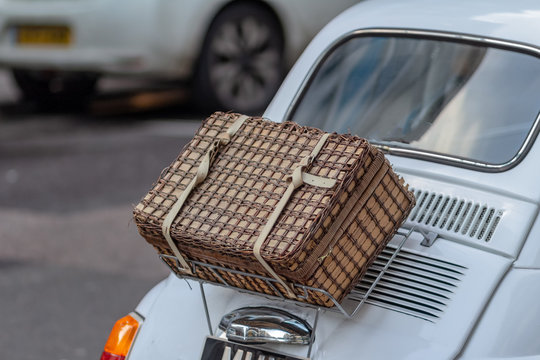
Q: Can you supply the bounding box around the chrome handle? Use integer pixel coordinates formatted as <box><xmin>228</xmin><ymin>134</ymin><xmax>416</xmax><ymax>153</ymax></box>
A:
<box><xmin>219</xmin><ymin>306</ymin><xmax>312</xmax><ymax>345</ymax></box>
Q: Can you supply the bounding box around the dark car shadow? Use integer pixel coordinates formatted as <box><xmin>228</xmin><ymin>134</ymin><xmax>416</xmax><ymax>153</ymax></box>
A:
<box><xmin>0</xmin><ymin>81</ymin><xmax>208</xmax><ymax>123</ymax></box>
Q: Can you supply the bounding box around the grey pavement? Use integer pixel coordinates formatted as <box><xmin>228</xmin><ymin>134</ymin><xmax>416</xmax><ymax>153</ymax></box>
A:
<box><xmin>0</xmin><ymin>72</ymin><xmax>204</xmax><ymax>360</ymax></box>
<box><xmin>0</xmin><ymin>263</ymin><xmax>158</xmax><ymax>360</ymax></box>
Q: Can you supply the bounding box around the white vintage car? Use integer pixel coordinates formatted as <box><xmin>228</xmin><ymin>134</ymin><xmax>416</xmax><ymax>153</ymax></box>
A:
<box><xmin>0</xmin><ymin>0</ymin><xmax>357</xmax><ymax>112</ymax></box>
<box><xmin>101</xmin><ymin>0</ymin><xmax>540</xmax><ymax>359</ymax></box>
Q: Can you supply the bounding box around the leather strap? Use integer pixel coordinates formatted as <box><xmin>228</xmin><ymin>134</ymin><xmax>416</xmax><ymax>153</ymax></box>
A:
<box><xmin>162</xmin><ymin>115</ymin><xmax>249</xmax><ymax>274</ymax></box>
<box><xmin>252</xmin><ymin>133</ymin><xmax>335</xmax><ymax>297</ymax></box>
<box><xmin>295</xmin><ymin>151</ymin><xmax>385</xmax><ymax>281</ymax></box>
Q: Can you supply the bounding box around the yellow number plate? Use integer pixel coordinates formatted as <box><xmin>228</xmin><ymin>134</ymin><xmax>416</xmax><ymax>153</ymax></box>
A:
<box><xmin>16</xmin><ymin>25</ymin><xmax>71</xmax><ymax>46</ymax></box>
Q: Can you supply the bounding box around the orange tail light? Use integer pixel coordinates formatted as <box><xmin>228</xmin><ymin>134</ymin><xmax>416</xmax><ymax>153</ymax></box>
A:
<box><xmin>100</xmin><ymin>313</ymin><xmax>142</xmax><ymax>360</ymax></box>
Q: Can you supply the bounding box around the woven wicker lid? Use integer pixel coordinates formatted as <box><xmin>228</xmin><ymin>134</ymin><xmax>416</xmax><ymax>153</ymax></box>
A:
<box><xmin>135</xmin><ymin>112</ymin><xmax>369</xmax><ymax>271</ymax></box>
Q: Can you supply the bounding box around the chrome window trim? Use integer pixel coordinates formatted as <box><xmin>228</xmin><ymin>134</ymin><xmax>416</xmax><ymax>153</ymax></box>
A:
<box><xmin>285</xmin><ymin>28</ymin><xmax>540</xmax><ymax>172</ymax></box>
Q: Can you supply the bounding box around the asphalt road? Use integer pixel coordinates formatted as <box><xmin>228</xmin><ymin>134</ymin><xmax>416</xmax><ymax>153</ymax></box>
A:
<box><xmin>0</xmin><ymin>71</ymin><xmax>205</xmax><ymax>360</ymax></box>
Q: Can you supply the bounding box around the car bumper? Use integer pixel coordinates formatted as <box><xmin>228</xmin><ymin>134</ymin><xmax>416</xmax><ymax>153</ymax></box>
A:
<box><xmin>0</xmin><ymin>47</ymin><xmax>152</xmax><ymax>74</ymax></box>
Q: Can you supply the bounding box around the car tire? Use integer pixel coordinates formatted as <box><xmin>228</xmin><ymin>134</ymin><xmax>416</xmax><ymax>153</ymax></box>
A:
<box><xmin>195</xmin><ymin>3</ymin><xmax>284</xmax><ymax>115</ymax></box>
<box><xmin>11</xmin><ymin>69</ymin><xmax>98</xmax><ymax>107</ymax></box>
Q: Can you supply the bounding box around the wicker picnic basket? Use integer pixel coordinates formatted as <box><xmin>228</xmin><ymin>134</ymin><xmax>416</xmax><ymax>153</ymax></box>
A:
<box><xmin>134</xmin><ymin>112</ymin><xmax>415</xmax><ymax>307</ymax></box>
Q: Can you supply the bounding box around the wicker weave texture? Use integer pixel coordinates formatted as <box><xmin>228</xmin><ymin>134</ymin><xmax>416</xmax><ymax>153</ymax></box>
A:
<box><xmin>134</xmin><ymin>112</ymin><xmax>415</xmax><ymax>306</ymax></box>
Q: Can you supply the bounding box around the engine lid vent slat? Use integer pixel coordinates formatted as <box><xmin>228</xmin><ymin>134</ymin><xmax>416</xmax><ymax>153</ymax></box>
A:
<box><xmin>360</xmin><ymin>276</ymin><xmax>452</xmax><ymax>300</ymax></box>
<box><xmin>355</xmin><ymin>283</ymin><xmax>448</xmax><ymax>306</ymax></box>
<box><xmin>369</xmin><ymin>263</ymin><xmax>461</xmax><ymax>285</ymax></box>
<box><xmin>376</xmin><ymin>254</ymin><xmax>466</xmax><ymax>275</ymax></box>
<box><xmin>348</xmin><ymin>293</ymin><xmax>443</xmax><ymax>321</ymax></box>
<box><xmin>380</xmin><ymin>247</ymin><xmax>467</xmax><ymax>270</ymax></box>
<box><xmin>407</xmin><ymin>188</ymin><xmax>503</xmax><ymax>242</ymax></box>
<box><xmin>357</xmin><ymin>245</ymin><xmax>465</xmax><ymax>322</ymax></box>
<box><xmin>365</xmin><ymin>269</ymin><xmax>456</xmax><ymax>294</ymax></box>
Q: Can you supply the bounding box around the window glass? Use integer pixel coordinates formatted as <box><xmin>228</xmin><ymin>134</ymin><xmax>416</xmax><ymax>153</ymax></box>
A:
<box><xmin>291</xmin><ymin>36</ymin><xmax>540</xmax><ymax>165</ymax></box>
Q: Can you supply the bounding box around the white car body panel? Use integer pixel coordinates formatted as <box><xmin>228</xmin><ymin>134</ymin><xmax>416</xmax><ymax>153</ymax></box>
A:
<box><xmin>130</xmin><ymin>238</ymin><xmax>513</xmax><ymax>359</ymax></box>
<box><xmin>126</xmin><ymin>0</ymin><xmax>540</xmax><ymax>359</ymax></box>
<box><xmin>0</xmin><ymin>0</ymin><xmax>358</xmax><ymax>77</ymax></box>
<box><xmin>461</xmin><ymin>269</ymin><xmax>540</xmax><ymax>358</ymax></box>
<box><xmin>514</xmin><ymin>215</ymin><xmax>540</xmax><ymax>268</ymax></box>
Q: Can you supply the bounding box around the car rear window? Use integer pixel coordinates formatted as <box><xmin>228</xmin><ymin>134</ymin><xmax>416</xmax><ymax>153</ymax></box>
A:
<box><xmin>290</xmin><ymin>34</ymin><xmax>540</xmax><ymax>170</ymax></box>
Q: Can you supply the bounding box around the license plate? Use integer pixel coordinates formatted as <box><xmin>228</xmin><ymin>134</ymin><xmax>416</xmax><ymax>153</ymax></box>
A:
<box><xmin>200</xmin><ymin>337</ymin><xmax>309</xmax><ymax>360</ymax></box>
<box><xmin>16</xmin><ymin>25</ymin><xmax>71</xmax><ymax>46</ymax></box>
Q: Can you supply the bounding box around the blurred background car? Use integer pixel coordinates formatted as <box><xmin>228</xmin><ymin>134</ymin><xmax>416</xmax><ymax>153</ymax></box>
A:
<box><xmin>0</xmin><ymin>0</ymin><xmax>360</xmax><ymax>113</ymax></box>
